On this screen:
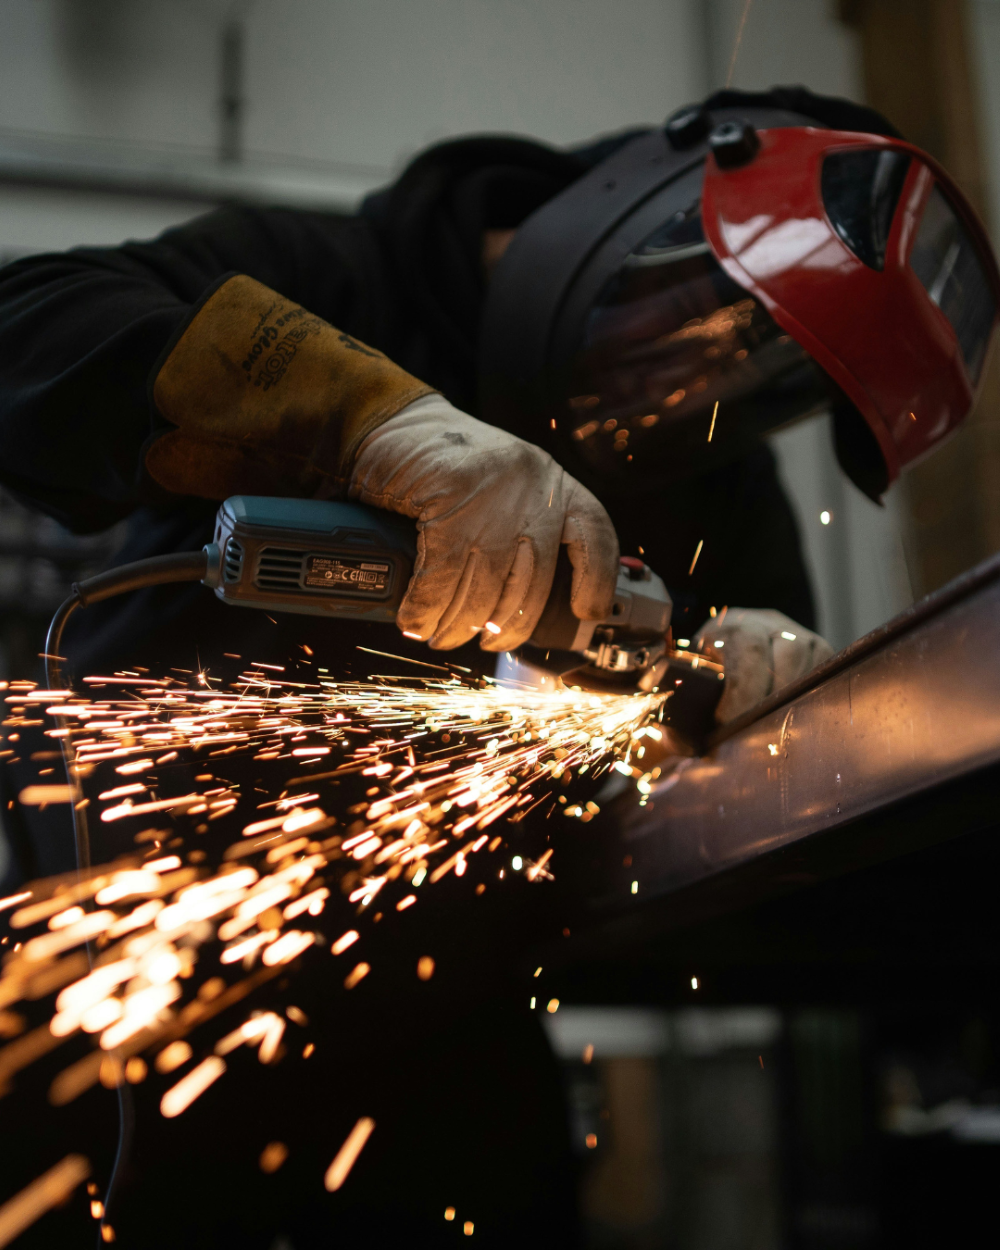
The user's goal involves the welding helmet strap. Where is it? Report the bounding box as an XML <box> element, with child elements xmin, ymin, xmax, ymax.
<box><xmin>830</xmin><ymin>389</ymin><xmax>890</xmax><ymax>504</ymax></box>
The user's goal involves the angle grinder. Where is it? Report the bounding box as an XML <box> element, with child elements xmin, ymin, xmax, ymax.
<box><xmin>46</xmin><ymin>495</ymin><xmax>724</xmax><ymax>750</ymax></box>
<box><xmin>39</xmin><ymin>493</ymin><xmax>723</xmax><ymax>1233</ymax></box>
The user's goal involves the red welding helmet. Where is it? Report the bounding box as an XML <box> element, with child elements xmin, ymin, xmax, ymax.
<box><xmin>480</xmin><ymin>96</ymin><xmax>1000</xmax><ymax>501</ymax></box>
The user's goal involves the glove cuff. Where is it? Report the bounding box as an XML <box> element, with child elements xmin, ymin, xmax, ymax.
<box><xmin>146</xmin><ymin>274</ymin><xmax>436</xmax><ymax>500</ymax></box>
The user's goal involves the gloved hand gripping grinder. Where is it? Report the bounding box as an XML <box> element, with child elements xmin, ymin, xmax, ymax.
<box><xmin>47</xmin><ymin>495</ymin><xmax>723</xmax><ymax>746</ymax></box>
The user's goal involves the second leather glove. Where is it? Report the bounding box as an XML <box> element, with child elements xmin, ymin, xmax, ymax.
<box><xmin>147</xmin><ymin>275</ymin><xmax>435</xmax><ymax>499</ymax></box>
<box><xmin>694</xmin><ymin>608</ymin><xmax>834</xmax><ymax>723</ymax></box>
<box><xmin>349</xmin><ymin>394</ymin><xmax>620</xmax><ymax>651</ymax></box>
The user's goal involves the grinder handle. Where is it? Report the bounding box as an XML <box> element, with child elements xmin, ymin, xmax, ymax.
<box><xmin>529</xmin><ymin>546</ymin><xmax>581</xmax><ymax>651</ymax></box>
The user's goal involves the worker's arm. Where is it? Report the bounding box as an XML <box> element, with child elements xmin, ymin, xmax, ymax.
<box><xmin>0</xmin><ymin>216</ymin><xmax>618</xmax><ymax>646</ymax></box>
<box><xmin>149</xmin><ymin>273</ymin><xmax>618</xmax><ymax>648</ymax></box>
<box><xmin>0</xmin><ymin>205</ymin><xmax>380</xmax><ymax>532</ymax></box>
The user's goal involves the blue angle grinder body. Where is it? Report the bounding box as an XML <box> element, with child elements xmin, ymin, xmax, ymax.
<box><xmin>204</xmin><ymin>496</ymin><xmax>724</xmax><ymax>749</ymax></box>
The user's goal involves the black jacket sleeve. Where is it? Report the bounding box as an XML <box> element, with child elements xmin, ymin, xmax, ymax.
<box><xmin>0</xmin><ymin>207</ymin><xmax>385</xmax><ymax>533</ymax></box>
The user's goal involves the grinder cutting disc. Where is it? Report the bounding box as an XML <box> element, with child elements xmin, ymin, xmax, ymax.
<box><xmin>499</xmin><ymin>644</ymin><xmax>724</xmax><ymax>754</ymax></box>
<box><xmin>655</xmin><ymin>650</ymin><xmax>725</xmax><ymax>752</ymax></box>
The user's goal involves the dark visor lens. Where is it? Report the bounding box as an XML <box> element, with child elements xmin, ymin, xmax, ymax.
<box><xmin>564</xmin><ymin>205</ymin><xmax>830</xmax><ymax>479</ymax></box>
<box><xmin>821</xmin><ymin>148</ymin><xmax>910</xmax><ymax>271</ymax></box>
<box><xmin>909</xmin><ymin>182</ymin><xmax>998</xmax><ymax>385</ymax></box>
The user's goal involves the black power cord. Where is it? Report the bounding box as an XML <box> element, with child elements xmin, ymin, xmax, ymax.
<box><xmin>46</xmin><ymin>550</ymin><xmax>209</xmax><ymax>692</ymax></box>
<box><xmin>44</xmin><ymin>549</ymin><xmax>209</xmax><ymax>1246</ymax></box>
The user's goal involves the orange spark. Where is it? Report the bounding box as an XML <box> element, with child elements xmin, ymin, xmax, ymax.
<box><xmin>324</xmin><ymin>1117</ymin><xmax>375</xmax><ymax>1191</ymax></box>
<box><xmin>344</xmin><ymin>963</ymin><xmax>370</xmax><ymax>990</ymax></box>
<box><xmin>331</xmin><ymin>930</ymin><xmax>359</xmax><ymax>956</ymax></box>
<box><xmin>0</xmin><ymin>1153</ymin><xmax>90</xmax><ymax>1245</ymax></box>
<box><xmin>160</xmin><ymin>1056</ymin><xmax>226</xmax><ymax>1118</ymax></box>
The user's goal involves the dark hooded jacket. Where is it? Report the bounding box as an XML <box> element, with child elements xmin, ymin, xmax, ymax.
<box><xmin>0</xmin><ymin>86</ymin><xmax>905</xmax><ymax>672</ymax></box>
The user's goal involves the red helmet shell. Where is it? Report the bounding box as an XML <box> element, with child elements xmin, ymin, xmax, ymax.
<box><xmin>701</xmin><ymin>127</ymin><xmax>1000</xmax><ymax>483</ymax></box>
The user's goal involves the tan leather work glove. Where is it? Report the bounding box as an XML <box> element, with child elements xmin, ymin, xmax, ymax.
<box><xmin>147</xmin><ymin>275</ymin><xmax>436</xmax><ymax>499</ymax></box>
<box><xmin>694</xmin><ymin>608</ymin><xmax>834</xmax><ymax>724</ymax></box>
<box><xmin>146</xmin><ymin>274</ymin><xmax>619</xmax><ymax>651</ymax></box>
<box><xmin>350</xmin><ymin>395</ymin><xmax>620</xmax><ymax>650</ymax></box>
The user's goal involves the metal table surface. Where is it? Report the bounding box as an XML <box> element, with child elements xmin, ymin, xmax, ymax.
<box><xmin>543</xmin><ymin>552</ymin><xmax>1000</xmax><ymax>992</ymax></box>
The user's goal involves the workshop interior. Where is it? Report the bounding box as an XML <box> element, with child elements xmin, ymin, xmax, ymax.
<box><xmin>2</xmin><ymin>1</ymin><xmax>1000</xmax><ymax>1247</ymax></box>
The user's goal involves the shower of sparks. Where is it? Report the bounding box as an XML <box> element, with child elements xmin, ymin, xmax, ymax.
<box><xmin>707</xmin><ymin>401</ymin><xmax>719</xmax><ymax>443</ymax></box>
<box><xmin>0</xmin><ymin>663</ymin><xmax>664</xmax><ymax>1147</ymax></box>
<box><xmin>688</xmin><ymin>539</ymin><xmax>704</xmax><ymax>576</ymax></box>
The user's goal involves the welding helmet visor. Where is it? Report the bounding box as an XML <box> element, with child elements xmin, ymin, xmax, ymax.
<box><xmin>481</xmin><ymin>117</ymin><xmax>1000</xmax><ymax>501</ymax></box>
<box><xmin>699</xmin><ymin>126</ymin><xmax>1000</xmax><ymax>496</ymax></box>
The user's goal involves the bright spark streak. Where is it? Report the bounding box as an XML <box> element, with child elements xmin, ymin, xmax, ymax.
<box><xmin>324</xmin><ymin>1118</ymin><xmax>375</xmax><ymax>1191</ymax></box>
<box><xmin>0</xmin><ymin>1154</ymin><xmax>91</xmax><ymax>1245</ymax></box>
<box><xmin>726</xmin><ymin>0</ymin><xmax>754</xmax><ymax>87</ymax></box>
<box><xmin>160</xmin><ymin>1056</ymin><xmax>227</xmax><ymax>1118</ymax></box>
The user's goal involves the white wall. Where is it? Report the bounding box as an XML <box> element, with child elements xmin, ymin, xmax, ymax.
<box><xmin>770</xmin><ymin>416</ymin><xmax>913</xmax><ymax>649</ymax></box>
<box><xmin>704</xmin><ymin>0</ymin><xmax>862</xmax><ymax>96</ymax></box>
<box><xmin>240</xmin><ymin>0</ymin><xmax>706</xmax><ymax>169</ymax></box>
<box><xmin>0</xmin><ymin>0</ymin><xmax>706</xmax><ymax>250</ymax></box>
<box><xmin>0</xmin><ymin>0</ymin><xmax>705</xmax><ymax>170</ymax></box>
<box><xmin>0</xmin><ymin>184</ymin><xmax>211</xmax><ymax>257</ymax></box>
<box><xmin>0</xmin><ymin>0</ymin><xmax>221</xmax><ymax>152</ymax></box>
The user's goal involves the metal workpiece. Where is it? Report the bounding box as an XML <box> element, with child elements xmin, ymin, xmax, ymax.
<box><xmin>598</xmin><ymin>551</ymin><xmax>1000</xmax><ymax>923</ymax></box>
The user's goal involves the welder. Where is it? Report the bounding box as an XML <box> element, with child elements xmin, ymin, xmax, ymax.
<box><xmin>0</xmin><ymin>85</ymin><xmax>996</xmax><ymax>1248</ymax></box>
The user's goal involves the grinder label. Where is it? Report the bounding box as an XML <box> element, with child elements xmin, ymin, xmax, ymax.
<box><xmin>305</xmin><ymin>555</ymin><xmax>391</xmax><ymax>595</ymax></box>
